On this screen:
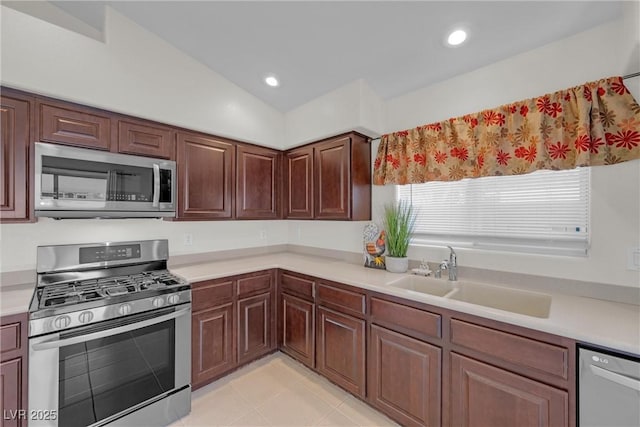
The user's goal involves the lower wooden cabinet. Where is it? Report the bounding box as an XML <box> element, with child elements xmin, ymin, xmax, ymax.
<box><xmin>238</xmin><ymin>292</ymin><xmax>273</xmax><ymax>365</ymax></box>
<box><xmin>316</xmin><ymin>306</ymin><xmax>365</xmax><ymax>397</ymax></box>
<box><xmin>191</xmin><ymin>271</ymin><xmax>276</xmax><ymax>389</ymax></box>
<box><xmin>191</xmin><ymin>303</ymin><xmax>235</xmax><ymax>387</ymax></box>
<box><xmin>281</xmin><ymin>293</ymin><xmax>315</xmax><ymax>368</ymax></box>
<box><xmin>369</xmin><ymin>325</ymin><xmax>441</xmax><ymax>427</ymax></box>
<box><xmin>449</xmin><ymin>353</ymin><xmax>568</xmax><ymax>427</ymax></box>
<box><xmin>0</xmin><ymin>313</ymin><xmax>28</xmax><ymax>427</ymax></box>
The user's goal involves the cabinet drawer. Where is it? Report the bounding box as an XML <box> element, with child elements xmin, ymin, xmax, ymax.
<box><xmin>450</xmin><ymin>319</ymin><xmax>568</xmax><ymax>380</ymax></box>
<box><xmin>237</xmin><ymin>271</ymin><xmax>272</xmax><ymax>297</ymax></box>
<box><xmin>192</xmin><ymin>279</ymin><xmax>234</xmax><ymax>312</ymax></box>
<box><xmin>39</xmin><ymin>103</ymin><xmax>111</xmax><ymax>150</ymax></box>
<box><xmin>280</xmin><ymin>272</ymin><xmax>315</xmax><ymax>301</ymax></box>
<box><xmin>370</xmin><ymin>297</ymin><xmax>441</xmax><ymax>340</ymax></box>
<box><xmin>317</xmin><ymin>282</ymin><xmax>365</xmax><ymax>317</ymax></box>
<box><xmin>0</xmin><ymin>322</ymin><xmax>21</xmax><ymax>354</ymax></box>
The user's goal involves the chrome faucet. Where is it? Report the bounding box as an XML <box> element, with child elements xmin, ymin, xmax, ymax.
<box><xmin>435</xmin><ymin>246</ymin><xmax>457</xmax><ymax>281</ymax></box>
<box><xmin>446</xmin><ymin>246</ymin><xmax>457</xmax><ymax>282</ymax></box>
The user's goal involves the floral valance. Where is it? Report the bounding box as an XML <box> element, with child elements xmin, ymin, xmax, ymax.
<box><xmin>373</xmin><ymin>76</ymin><xmax>640</xmax><ymax>185</ymax></box>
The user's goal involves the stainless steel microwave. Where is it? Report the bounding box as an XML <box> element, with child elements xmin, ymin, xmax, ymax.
<box><xmin>35</xmin><ymin>142</ymin><xmax>176</xmax><ymax>218</ymax></box>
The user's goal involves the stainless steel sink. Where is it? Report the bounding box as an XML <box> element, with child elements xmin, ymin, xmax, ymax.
<box><xmin>388</xmin><ymin>275</ymin><xmax>453</xmax><ymax>297</ymax></box>
<box><xmin>447</xmin><ymin>282</ymin><xmax>552</xmax><ymax>318</ymax></box>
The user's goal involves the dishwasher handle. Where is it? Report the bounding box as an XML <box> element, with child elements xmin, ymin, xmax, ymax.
<box><xmin>590</xmin><ymin>364</ymin><xmax>640</xmax><ymax>392</ymax></box>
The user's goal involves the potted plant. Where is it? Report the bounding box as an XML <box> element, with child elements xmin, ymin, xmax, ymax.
<box><xmin>383</xmin><ymin>200</ymin><xmax>416</xmax><ymax>273</ymax></box>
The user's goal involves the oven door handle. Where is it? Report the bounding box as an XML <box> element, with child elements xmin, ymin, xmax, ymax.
<box><xmin>152</xmin><ymin>163</ymin><xmax>160</xmax><ymax>207</ymax></box>
<box><xmin>32</xmin><ymin>307</ymin><xmax>190</xmax><ymax>351</ymax></box>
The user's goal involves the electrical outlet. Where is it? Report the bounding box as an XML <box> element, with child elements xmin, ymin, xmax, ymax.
<box><xmin>628</xmin><ymin>246</ymin><xmax>640</xmax><ymax>271</ymax></box>
<box><xmin>259</xmin><ymin>229</ymin><xmax>267</xmax><ymax>240</ymax></box>
<box><xmin>183</xmin><ymin>234</ymin><xmax>193</xmax><ymax>246</ymax></box>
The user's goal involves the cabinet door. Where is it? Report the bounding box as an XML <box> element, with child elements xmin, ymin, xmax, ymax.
<box><xmin>0</xmin><ymin>358</ymin><xmax>25</xmax><ymax>427</ymax></box>
<box><xmin>118</xmin><ymin>120</ymin><xmax>174</xmax><ymax>159</ymax></box>
<box><xmin>0</xmin><ymin>95</ymin><xmax>30</xmax><ymax>223</ymax></box>
<box><xmin>369</xmin><ymin>325</ymin><xmax>441</xmax><ymax>427</ymax></box>
<box><xmin>316</xmin><ymin>306</ymin><xmax>365</xmax><ymax>397</ymax></box>
<box><xmin>192</xmin><ymin>303</ymin><xmax>235</xmax><ymax>388</ymax></box>
<box><xmin>450</xmin><ymin>353</ymin><xmax>568</xmax><ymax>427</ymax></box>
<box><xmin>177</xmin><ymin>132</ymin><xmax>235</xmax><ymax>219</ymax></box>
<box><xmin>314</xmin><ymin>137</ymin><xmax>351</xmax><ymax>219</ymax></box>
<box><xmin>281</xmin><ymin>293</ymin><xmax>315</xmax><ymax>368</ymax></box>
<box><xmin>284</xmin><ymin>146</ymin><xmax>313</xmax><ymax>218</ymax></box>
<box><xmin>236</xmin><ymin>145</ymin><xmax>280</xmax><ymax>219</ymax></box>
<box><xmin>38</xmin><ymin>102</ymin><xmax>112</xmax><ymax>150</ymax></box>
<box><xmin>238</xmin><ymin>292</ymin><xmax>273</xmax><ymax>365</ymax></box>
<box><xmin>1</xmin><ymin>313</ymin><xmax>28</xmax><ymax>427</ymax></box>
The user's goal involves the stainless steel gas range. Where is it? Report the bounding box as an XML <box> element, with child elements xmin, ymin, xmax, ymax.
<box><xmin>28</xmin><ymin>239</ymin><xmax>191</xmax><ymax>427</ymax></box>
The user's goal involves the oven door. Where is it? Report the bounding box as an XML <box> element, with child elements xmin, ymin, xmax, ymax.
<box><xmin>34</xmin><ymin>142</ymin><xmax>176</xmax><ymax>218</ymax></box>
<box><xmin>28</xmin><ymin>305</ymin><xmax>190</xmax><ymax>427</ymax></box>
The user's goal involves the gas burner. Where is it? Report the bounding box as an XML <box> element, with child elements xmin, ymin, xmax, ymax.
<box><xmin>37</xmin><ymin>269</ymin><xmax>187</xmax><ymax>309</ymax></box>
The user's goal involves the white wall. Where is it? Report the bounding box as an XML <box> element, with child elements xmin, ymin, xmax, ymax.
<box><xmin>0</xmin><ymin>5</ymin><xmax>290</xmax><ymax>274</ymax></box>
<box><xmin>0</xmin><ymin>219</ymin><xmax>288</xmax><ymax>272</ymax></box>
<box><xmin>0</xmin><ymin>5</ymin><xmax>285</xmax><ymax>148</ymax></box>
<box><xmin>1</xmin><ymin>5</ymin><xmax>638</xmax><ymax>289</ymax></box>
<box><xmin>284</xmin><ymin>79</ymin><xmax>385</xmax><ymax>148</ymax></box>
<box><xmin>381</xmin><ymin>18</ymin><xmax>640</xmax><ymax>288</ymax></box>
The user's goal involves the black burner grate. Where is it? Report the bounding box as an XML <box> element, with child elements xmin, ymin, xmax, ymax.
<box><xmin>39</xmin><ymin>270</ymin><xmax>185</xmax><ymax>309</ymax></box>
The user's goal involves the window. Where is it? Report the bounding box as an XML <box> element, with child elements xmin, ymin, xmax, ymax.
<box><xmin>397</xmin><ymin>168</ymin><xmax>590</xmax><ymax>256</ymax></box>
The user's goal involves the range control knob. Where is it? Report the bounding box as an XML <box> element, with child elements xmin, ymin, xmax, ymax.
<box><xmin>118</xmin><ymin>303</ymin><xmax>132</xmax><ymax>316</ymax></box>
<box><xmin>152</xmin><ymin>297</ymin><xmax>165</xmax><ymax>308</ymax></box>
<box><xmin>78</xmin><ymin>311</ymin><xmax>94</xmax><ymax>324</ymax></box>
<box><xmin>53</xmin><ymin>315</ymin><xmax>71</xmax><ymax>330</ymax></box>
<box><xmin>167</xmin><ymin>294</ymin><xmax>180</xmax><ymax>305</ymax></box>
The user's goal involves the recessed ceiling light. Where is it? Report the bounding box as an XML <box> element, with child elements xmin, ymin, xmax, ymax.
<box><xmin>447</xmin><ymin>29</ymin><xmax>467</xmax><ymax>46</ymax></box>
<box><xmin>265</xmin><ymin>75</ymin><xmax>279</xmax><ymax>87</ymax></box>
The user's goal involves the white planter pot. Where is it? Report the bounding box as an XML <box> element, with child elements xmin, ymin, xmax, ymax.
<box><xmin>385</xmin><ymin>256</ymin><xmax>409</xmax><ymax>273</ymax></box>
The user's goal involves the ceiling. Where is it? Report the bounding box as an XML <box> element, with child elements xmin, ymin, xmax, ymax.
<box><xmin>28</xmin><ymin>2</ymin><xmax>626</xmax><ymax>111</ymax></box>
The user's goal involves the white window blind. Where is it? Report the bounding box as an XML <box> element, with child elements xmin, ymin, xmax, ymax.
<box><xmin>397</xmin><ymin>168</ymin><xmax>590</xmax><ymax>256</ymax></box>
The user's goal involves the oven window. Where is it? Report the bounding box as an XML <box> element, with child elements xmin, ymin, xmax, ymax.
<box><xmin>58</xmin><ymin>319</ymin><xmax>175</xmax><ymax>427</ymax></box>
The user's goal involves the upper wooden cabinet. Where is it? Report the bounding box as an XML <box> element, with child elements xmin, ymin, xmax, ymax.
<box><xmin>236</xmin><ymin>144</ymin><xmax>281</xmax><ymax>219</ymax></box>
<box><xmin>38</xmin><ymin>101</ymin><xmax>112</xmax><ymax>150</ymax></box>
<box><xmin>118</xmin><ymin>119</ymin><xmax>174</xmax><ymax>159</ymax></box>
<box><xmin>314</xmin><ymin>136</ymin><xmax>350</xmax><ymax>219</ymax></box>
<box><xmin>177</xmin><ymin>132</ymin><xmax>235</xmax><ymax>220</ymax></box>
<box><xmin>0</xmin><ymin>93</ymin><xmax>32</xmax><ymax>223</ymax></box>
<box><xmin>284</xmin><ymin>146</ymin><xmax>314</xmax><ymax>219</ymax></box>
<box><xmin>285</xmin><ymin>132</ymin><xmax>371</xmax><ymax>221</ymax></box>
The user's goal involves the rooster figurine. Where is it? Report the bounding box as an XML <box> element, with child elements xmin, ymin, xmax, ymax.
<box><xmin>363</xmin><ymin>223</ymin><xmax>386</xmax><ymax>269</ymax></box>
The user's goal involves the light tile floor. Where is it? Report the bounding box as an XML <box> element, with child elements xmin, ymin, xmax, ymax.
<box><xmin>169</xmin><ymin>353</ymin><xmax>399</xmax><ymax>427</ymax></box>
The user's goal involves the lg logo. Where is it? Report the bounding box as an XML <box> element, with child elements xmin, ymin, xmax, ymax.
<box><xmin>592</xmin><ymin>355</ymin><xmax>609</xmax><ymax>364</ymax></box>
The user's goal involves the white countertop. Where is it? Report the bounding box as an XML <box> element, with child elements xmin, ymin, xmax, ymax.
<box><xmin>172</xmin><ymin>253</ymin><xmax>640</xmax><ymax>355</ymax></box>
<box><xmin>2</xmin><ymin>252</ymin><xmax>639</xmax><ymax>355</ymax></box>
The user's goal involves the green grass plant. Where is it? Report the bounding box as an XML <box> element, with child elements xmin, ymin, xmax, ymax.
<box><xmin>383</xmin><ymin>200</ymin><xmax>416</xmax><ymax>258</ymax></box>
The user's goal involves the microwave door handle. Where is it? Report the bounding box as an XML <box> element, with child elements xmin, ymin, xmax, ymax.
<box><xmin>152</xmin><ymin>164</ymin><xmax>160</xmax><ymax>207</ymax></box>
<box><xmin>106</xmin><ymin>170</ymin><xmax>112</xmax><ymax>200</ymax></box>
<box><xmin>32</xmin><ymin>307</ymin><xmax>190</xmax><ymax>351</ymax></box>
<box><xmin>590</xmin><ymin>364</ymin><xmax>640</xmax><ymax>392</ymax></box>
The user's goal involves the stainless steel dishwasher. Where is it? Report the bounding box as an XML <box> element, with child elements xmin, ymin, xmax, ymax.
<box><xmin>579</xmin><ymin>346</ymin><xmax>640</xmax><ymax>427</ymax></box>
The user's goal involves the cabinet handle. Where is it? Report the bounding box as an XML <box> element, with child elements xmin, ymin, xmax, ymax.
<box><xmin>152</xmin><ymin>164</ymin><xmax>160</xmax><ymax>207</ymax></box>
